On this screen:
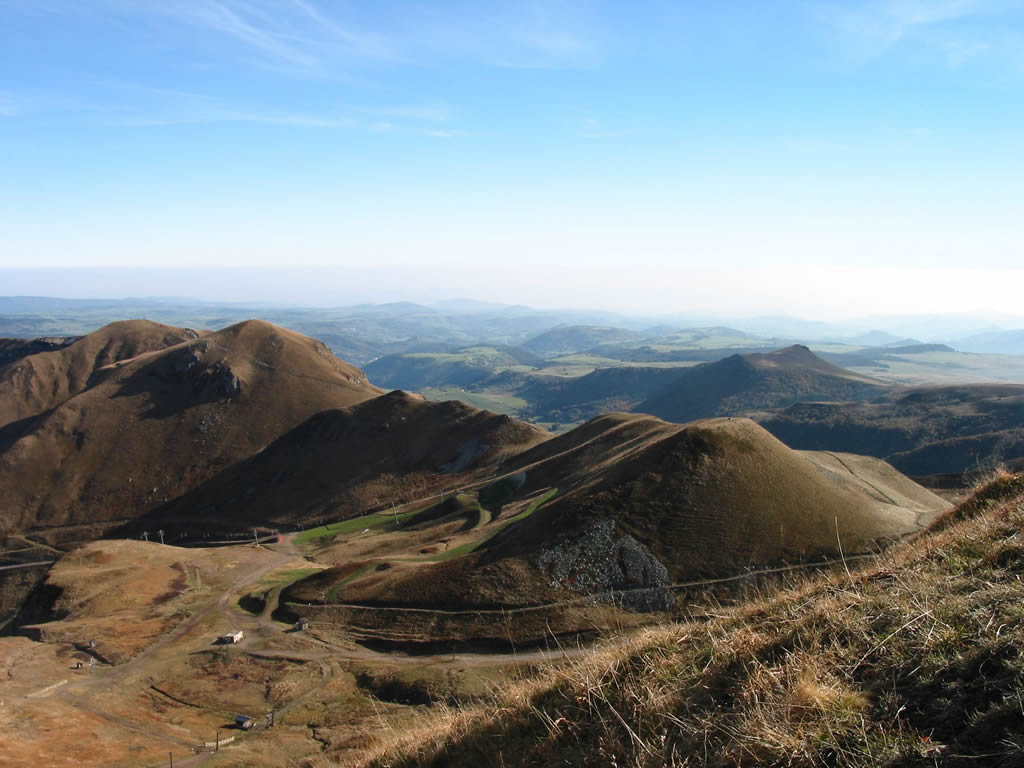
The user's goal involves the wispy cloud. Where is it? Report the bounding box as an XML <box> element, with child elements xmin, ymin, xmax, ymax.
<box><xmin>116</xmin><ymin>108</ymin><xmax>356</xmax><ymax>129</ymax></box>
<box><xmin>578</xmin><ymin>115</ymin><xmax>619</xmax><ymax>139</ymax></box>
<box><xmin>353</xmin><ymin>105</ymin><xmax>451</xmax><ymax>123</ymax></box>
<box><xmin>47</xmin><ymin>0</ymin><xmax>399</xmax><ymax>77</ymax></box>
<box><xmin>384</xmin><ymin>1</ymin><xmax>602</xmax><ymax>70</ymax></box>
<box><xmin>934</xmin><ymin>36</ymin><xmax>990</xmax><ymax>65</ymax></box>
<box><xmin>8</xmin><ymin>1</ymin><xmax>600</xmax><ymax>74</ymax></box>
<box><xmin>819</xmin><ymin>0</ymin><xmax>1001</xmax><ymax>64</ymax></box>
<box><xmin>285</xmin><ymin>0</ymin><xmax>395</xmax><ymax>61</ymax></box>
<box><xmin>427</xmin><ymin>129</ymin><xmax>470</xmax><ymax>139</ymax></box>
<box><xmin>69</xmin><ymin>82</ymin><xmax>455</xmax><ymax>136</ymax></box>
<box><xmin>2</xmin><ymin>0</ymin><xmax>593</xmax><ymax>138</ymax></box>
<box><xmin>140</xmin><ymin>0</ymin><xmax>375</xmax><ymax>73</ymax></box>
<box><xmin>167</xmin><ymin>2</ymin><xmax>318</xmax><ymax>69</ymax></box>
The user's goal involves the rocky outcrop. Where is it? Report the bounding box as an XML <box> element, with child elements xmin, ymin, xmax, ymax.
<box><xmin>158</xmin><ymin>343</ymin><xmax>242</xmax><ymax>401</ymax></box>
<box><xmin>537</xmin><ymin>518</ymin><xmax>672</xmax><ymax>611</ymax></box>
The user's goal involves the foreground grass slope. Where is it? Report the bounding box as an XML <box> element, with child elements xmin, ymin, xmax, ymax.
<box><xmin>351</xmin><ymin>472</ymin><xmax>1024</xmax><ymax>768</ymax></box>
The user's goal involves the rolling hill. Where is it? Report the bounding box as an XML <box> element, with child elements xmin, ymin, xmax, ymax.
<box><xmin>636</xmin><ymin>345</ymin><xmax>888</xmax><ymax>424</ymax></box>
<box><xmin>520</xmin><ymin>325</ymin><xmax>642</xmax><ymax>358</ymax></box>
<box><xmin>757</xmin><ymin>383</ymin><xmax>1024</xmax><ymax>477</ymax></box>
<box><xmin>517</xmin><ymin>366</ymin><xmax>686</xmax><ymax>426</ymax></box>
<box><xmin>0</xmin><ymin>319</ymin><xmax>382</xmax><ymax>540</ymax></box>
<box><xmin>363</xmin><ymin>345</ymin><xmax>542</xmax><ymax>391</ymax></box>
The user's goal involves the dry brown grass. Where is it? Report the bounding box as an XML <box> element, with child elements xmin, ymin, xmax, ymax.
<box><xmin>339</xmin><ymin>472</ymin><xmax>1024</xmax><ymax>768</ymax></box>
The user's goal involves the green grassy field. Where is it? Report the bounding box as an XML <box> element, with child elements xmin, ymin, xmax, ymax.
<box><xmin>541</xmin><ymin>355</ymin><xmax>699</xmax><ymax>371</ymax></box>
<box><xmin>296</xmin><ymin>493</ymin><xmax>493</xmax><ymax>551</ymax></box>
<box><xmin>326</xmin><ymin>564</ymin><xmax>375</xmax><ymax>600</ymax></box>
<box><xmin>845</xmin><ymin>350</ymin><xmax>1024</xmax><ymax>384</ymax></box>
<box><xmin>425</xmin><ymin>488</ymin><xmax>558</xmax><ymax>562</ymax></box>
<box><xmin>419</xmin><ymin>387</ymin><xmax>528</xmax><ymax>414</ymax></box>
<box><xmin>266</xmin><ymin>567</ymin><xmax>322</xmax><ymax>585</ymax></box>
<box><xmin>294</xmin><ymin>511</ymin><xmax>419</xmax><ymax>545</ymax></box>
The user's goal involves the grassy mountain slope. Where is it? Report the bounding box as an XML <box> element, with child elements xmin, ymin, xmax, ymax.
<box><xmin>291</xmin><ymin>414</ymin><xmax>947</xmax><ymax>626</ymax></box>
<box><xmin>490</xmin><ymin>415</ymin><xmax>943</xmax><ymax>581</ymax></box>
<box><xmin>636</xmin><ymin>345</ymin><xmax>887</xmax><ymax>424</ymax></box>
<box><xmin>0</xmin><ymin>320</ymin><xmax>199</xmax><ymax>428</ymax></box>
<box><xmin>134</xmin><ymin>390</ymin><xmax>548</xmax><ymax>535</ymax></box>
<box><xmin>353</xmin><ymin>472</ymin><xmax>1024</xmax><ymax>768</ymax></box>
<box><xmin>0</xmin><ymin>319</ymin><xmax>382</xmax><ymax>538</ymax></box>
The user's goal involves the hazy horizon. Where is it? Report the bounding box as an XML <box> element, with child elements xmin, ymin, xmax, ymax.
<box><xmin>3</xmin><ymin>268</ymin><xmax>1024</xmax><ymax>343</ymax></box>
<box><xmin>3</xmin><ymin>2</ymin><xmax>1023</xmax><ymax>319</ymax></box>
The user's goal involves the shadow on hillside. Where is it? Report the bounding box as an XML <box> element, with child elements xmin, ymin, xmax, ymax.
<box><xmin>111</xmin><ymin>343</ymin><xmax>242</xmax><ymax>419</ymax></box>
<box><xmin>0</xmin><ymin>408</ymin><xmax>57</xmax><ymax>452</ymax></box>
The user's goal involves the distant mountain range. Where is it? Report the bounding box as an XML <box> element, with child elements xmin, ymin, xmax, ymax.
<box><xmin>953</xmin><ymin>329</ymin><xmax>1024</xmax><ymax>355</ymax></box>
<box><xmin>4</xmin><ymin>296</ymin><xmax>1024</xmax><ymax>360</ymax></box>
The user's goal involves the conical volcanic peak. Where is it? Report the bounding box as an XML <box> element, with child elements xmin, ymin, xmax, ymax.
<box><xmin>314</xmin><ymin>413</ymin><xmax>948</xmax><ymax>617</ymax></box>
<box><xmin>490</xmin><ymin>416</ymin><xmax>945</xmax><ymax>581</ymax></box>
<box><xmin>637</xmin><ymin>345</ymin><xmax>887</xmax><ymax>424</ymax></box>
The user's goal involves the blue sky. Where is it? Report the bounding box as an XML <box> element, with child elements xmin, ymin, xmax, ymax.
<box><xmin>2</xmin><ymin>1</ymin><xmax>1023</xmax><ymax>318</ymax></box>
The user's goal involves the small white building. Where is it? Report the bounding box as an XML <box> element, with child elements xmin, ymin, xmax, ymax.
<box><xmin>219</xmin><ymin>630</ymin><xmax>244</xmax><ymax>644</ymax></box>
